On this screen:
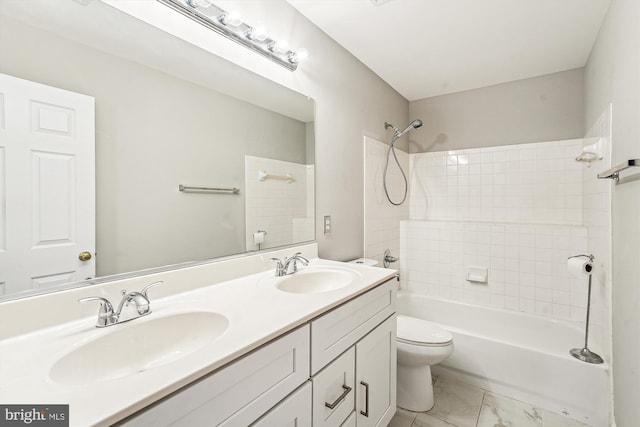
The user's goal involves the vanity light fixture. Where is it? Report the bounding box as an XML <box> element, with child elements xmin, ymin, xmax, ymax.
<box><xmin>157</xmin><ymin>0</ymin><xmax>307</xmax><ymax>71</ymax></box>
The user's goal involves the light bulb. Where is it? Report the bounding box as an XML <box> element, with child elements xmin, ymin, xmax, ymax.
<box><xmin>220</xmin><ymin>10</ymin><xmax>243</xmax><ymax>27</ymax></box>
<box><xmin>270</xmin><ymin>40</ymin><xmax>289</xmax><ymax>54</ymax></box>
<box><xmin>289</xmin><ymin>48</ymin><xmax>309</xmax><ymax>65</ymax></box>
<box><xmin>247</xmin><ymin>25</ymin><xmax>268</xmax><ymax>42</ymax></box>
<box><xmin>295</xmin><ymin>48</ymin><xmax>309</xmax><ymax>62</ymax></box>
<box><xmin>186</xmin><ymin>0</ymin><xmax>212</xmax><ymax>7</ymax></box>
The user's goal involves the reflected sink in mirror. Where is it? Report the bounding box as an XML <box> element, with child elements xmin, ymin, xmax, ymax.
<box><xmin>50</xmin><ymin>312</ymin><xmax>228</xmax><ymax>386</ymax></box>
<box><xmin>268</xmin><ymin>267</ymin><xmax>361</xmax><ymax>294</ymax></box>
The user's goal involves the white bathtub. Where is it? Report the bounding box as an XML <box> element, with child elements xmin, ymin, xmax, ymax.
<box><xmin>396</xmin><ymin>292</ymin><xmax>610</xmax><ymax>427</ymax></box>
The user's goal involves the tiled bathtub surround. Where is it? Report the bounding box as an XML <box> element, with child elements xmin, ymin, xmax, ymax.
<box><xmin>364</xmin><ymin>136</ymin><xmax>409</xmax><ymax>266</ymax></box>
<box><xmin>400</xmin><ymin>221</ymin><xmax>590</xmax><ymax>322</ymax></box>
<box><xmin>401</xmin><ymin>138</ymin><xmax>607</xmax><ymax>327</ymax></box>
<box><xmin>409</xmin><ymin>139</ymin><xmax>584</xmax><ymax>224</ymax></box>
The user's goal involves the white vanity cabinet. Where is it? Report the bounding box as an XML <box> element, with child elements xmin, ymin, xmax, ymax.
<box><xmin>118</xmin><ymin>278</ymin><xmax>396</xmax><ymax>427</ymax></box>
<box><xmin>310</xmin><ymin>280</ymin><xmax>396</xmax><ymax>427</ymax></box>
<box><xmin>118</xmin><ymin>325</ymin><xmax>311</xmax><ymax>427</ymax></box>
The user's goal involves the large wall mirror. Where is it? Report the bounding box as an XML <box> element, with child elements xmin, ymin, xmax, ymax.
<box><xmin>0</xmin><ymin>0</ymin><xmax>315</xmax><ymax>301</ymax></box>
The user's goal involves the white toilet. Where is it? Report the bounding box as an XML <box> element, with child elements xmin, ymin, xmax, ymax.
<box><xmin>396</xmin><ymin>315</ymin><xmax>454</xmax><ymax>412</ymax></box>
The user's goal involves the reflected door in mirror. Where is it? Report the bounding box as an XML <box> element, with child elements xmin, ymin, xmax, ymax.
<box><xmin>0</xmin><ymin>73</ymin><xmax>95</xmax><ymax>296</ymax></box>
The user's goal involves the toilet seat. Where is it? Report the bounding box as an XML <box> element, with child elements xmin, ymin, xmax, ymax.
<box><xmin>397</xmin><ymin>315</ymin><xmax>453</xmax><ymax>347</ymax></box>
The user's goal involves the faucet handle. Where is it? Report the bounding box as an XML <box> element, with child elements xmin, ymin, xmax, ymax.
<box><xmin>78</xmin><ymin>296</ymin><xmax>115</xmax><ymax>327</ymax></box>
<box><xmin>78</xmin><ymin>296</ymin><xmax>113</xmax><ymax>310</ymax></box>
<box><xmin>270</xmin><ymin>257</ymin><xmax>283</xmax><ymax>266</ymax></box>
<box><xmin>141</xmin><ymin>281</ymin><xmax>163</xmax><ymax>299</ymax></box>
<box><xmin>286</xmin><ymin>252</ymin><xmax>302</xmax><ymax>262</ymax></box>
<box><xmin>270</xmin><ymin>257</ymin><xmax>287</xmax><ymax>276</ymax></box>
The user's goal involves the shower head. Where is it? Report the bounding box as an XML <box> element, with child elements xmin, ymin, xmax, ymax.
<box><xmin>385</xmin><ymin>119</ymin><xmax>423</xmax><ymax>141</ymax></box>
<box><xmin>400</xmin><ymin>119</ymin><xmax>422</xmax><ymax>135</ymax></box>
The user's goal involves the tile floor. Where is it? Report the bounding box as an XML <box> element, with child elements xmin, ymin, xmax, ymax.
<box><xmin>388</xmin><ymin>376</ymin><xmax>594</xmax><ymax>427</ymax></box>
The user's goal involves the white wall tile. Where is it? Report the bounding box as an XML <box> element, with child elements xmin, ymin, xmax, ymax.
<box><xmin>400</xmin><ymin>220</ymin><xmax>589</xmax><ymax>321</ymax></box>
<box><xmin>364</xmin><ymin>137</ymin><xmax>408</xmax><ymax>269</ymax></box>
<box><xmin>411</xmin><ymin>139</ymin><xmax>584</xmax><ymax>224</ymax></box>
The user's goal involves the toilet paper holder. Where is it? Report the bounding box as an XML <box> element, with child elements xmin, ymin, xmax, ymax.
<box><xmin>253</xmin><ymin>230</ymin><xmax>268</xmax><ymax>249</ymax></box>
<box><xmin>568</xmin><ymin>254</ymin><xmax>594</xmax><ymax>262</ymax></box>
<box><xmin>567</xmin><ymin>254</ymin><xmax>603</xmax><ymax>364</ymax></box>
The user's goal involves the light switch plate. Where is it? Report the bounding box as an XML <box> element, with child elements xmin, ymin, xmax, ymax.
<box><xmin>323</xmin><ymin>215</ymin><xmax>331</xmax><ymax>235</ymax></box>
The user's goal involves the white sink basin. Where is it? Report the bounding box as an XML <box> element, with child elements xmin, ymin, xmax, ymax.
<box><xmin>50</xmin><ymin>311</ymin><xmax>228</xmax><ymax>386</ymax></box>
<box><xmin>270</xmin><ymin>268</ymin><xmax>360</xmax><ymax>294</ymax></box>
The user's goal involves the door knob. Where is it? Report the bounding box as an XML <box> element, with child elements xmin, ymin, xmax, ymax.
<box><xmin>79</xmin><ymin>251</ymin><xmax>92</xmax><ymax>261</ymax></box>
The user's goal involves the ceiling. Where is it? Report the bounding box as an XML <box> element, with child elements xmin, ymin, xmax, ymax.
<box><xmin>287</xmin><ymin>0</ymin><xmax>612</xmax><ymax>101</ymax></box>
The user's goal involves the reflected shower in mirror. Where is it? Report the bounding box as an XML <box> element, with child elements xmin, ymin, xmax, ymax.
<box><xmin>0</xmin><ymin>0</ymin><xmax>315</xmax><ymax>300</ymax></box>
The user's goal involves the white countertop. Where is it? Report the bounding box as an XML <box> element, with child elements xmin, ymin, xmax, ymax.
<box><xmin>0</xmin><ymin>258</ymin><xmax>396</xmax><ymax>426</ymax></box>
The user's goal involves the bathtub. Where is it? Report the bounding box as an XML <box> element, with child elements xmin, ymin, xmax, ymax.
<box><xmin>396</xmin><ymin>292</ymin><xmax>610</xmax><ymax>427</ymax></box>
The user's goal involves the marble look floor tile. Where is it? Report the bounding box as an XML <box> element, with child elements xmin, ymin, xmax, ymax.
<box><xmin>427</xmin><ymin>377</ymin><xmax>484</xmax><ymax>427</ymax></box>
<box><xmin>477</xmin><ymin>392</ymin><xmax>543</xmax><ymax>427</ymax></box>
<box><xmin>414</xmin><ymin>412</ymin><xmax>459</xmax><ymax>427</ymax></box>
<box><xmin>388</xmin><ymin>408</ymin><xmax>417</xmax><ymax>427</ymax></box>
<box><xmin>542</xmin><ymin>410</ymin><xmax>594</xmax><ymax>427</ymax></box>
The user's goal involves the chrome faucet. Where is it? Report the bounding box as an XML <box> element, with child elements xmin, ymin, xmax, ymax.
<box><xmin>270</xmin><ymin>252</ymin><xmax>309</xmax><ymax>276</ymax></box>
<box><xmin>79</xmin><ymin>281</ymin><xmax>163</xmax><ymax>327</ymax></box>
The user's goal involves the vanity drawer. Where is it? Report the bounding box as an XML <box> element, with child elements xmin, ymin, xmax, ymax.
<box><xmin>252</xmin><ymin>381</ymin><xmax>312</xmax><ymax>426</ymax></box>
<box><xmin>312</xmin><ymin>347</ymin><xmax>355</xmax><ymax>427</ymax></box>
<box><xmin>310</xmin><ymin>279</ymin><xmax>395</xmax><ymax>373</ymax></box>
<box><xmin>119</xmin><ymin>325</ymin><xmax>310</xmax><ymax>427</ymax></box>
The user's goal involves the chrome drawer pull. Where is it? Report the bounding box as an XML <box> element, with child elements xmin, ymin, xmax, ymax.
<box><xmin>324</xmin><ymin>384</ymin><xmax>352</xmax><ymax>409</ymax></box>
<box><xmin>360</xmin><ymin>381</ymin><xmax>370</xmax><ymax>417</ymax></box>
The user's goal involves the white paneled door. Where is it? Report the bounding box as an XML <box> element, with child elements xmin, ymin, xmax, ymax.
<box><xmin>0</xmin><ymin>73</ymin><xmax>95</xmax><ymax>296</ymax></box>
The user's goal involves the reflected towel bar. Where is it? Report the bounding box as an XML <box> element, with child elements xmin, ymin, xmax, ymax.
<box><xmin>258</xmin><ymin>170</ymin><xmax>295</xmax><ymax>183</ymax></box>
<box><xmin>179</xmin><ymin>185</ymin><xmax>240</xmax><ymax>194</ymax></box>
<box><xmin>597</xmin><ymin>159</ymin><xmax>640</xmax><ymax>183</ymax></box>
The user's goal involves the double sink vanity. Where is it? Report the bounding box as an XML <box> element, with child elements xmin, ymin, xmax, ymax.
<box><xmin>0</xmin><ymin>244</ymin><xmax>398</xmax><ymax>426</ymax></box>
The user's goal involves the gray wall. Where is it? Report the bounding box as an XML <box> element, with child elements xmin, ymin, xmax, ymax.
<box><xmin>409</xmin><ymin>69</ymin><xmax>585</xmax><ymax>153</ymax></box>
<box><xmin>585</xmin><ymin>0</ymin><xmax>640</xmax><ymax>425</ymax></box>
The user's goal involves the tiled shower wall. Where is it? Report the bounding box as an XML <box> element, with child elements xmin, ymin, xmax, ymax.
<box><xmin>364</xmin><ymin>136</ymin><xmax>409</xmax><ymax>267</ymax></box>
<box><xmin>401</xmin><ymin>139</ymin><xmax>598</xmax><ymax>324</ymax></box>
<box><xmin>409</xmin><ymin>139</ymin><xmax>584</xmax><ymax>224</ymax></box>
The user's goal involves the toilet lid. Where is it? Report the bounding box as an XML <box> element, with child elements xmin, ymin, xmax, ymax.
<box><xmin>397</xmin><ymin>315</ymin><xmax>453</xmax><ymax>345</ymax></box>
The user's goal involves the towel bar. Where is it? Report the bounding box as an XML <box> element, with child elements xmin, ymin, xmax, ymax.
<box><xmin>597</xmin><ymin>159</ymin><xmax>639</xmax><ymax>183</ymax></box>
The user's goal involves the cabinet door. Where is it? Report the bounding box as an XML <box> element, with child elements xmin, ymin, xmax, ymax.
<box><xmin>312</xmin><ymin>347</ymin><xmax>355</xmax><ymax>427</ymax></box>
<box><xmin>252</xmin><ymin>381</ymin><xmax>312</xmax><ymax>427</ymax></box>
<box><xmin>356</xmin><ymin>315</ymin><xmax>396</xmax><ymax>427</ymax></box>
<box><xmin>340</xmin><ymin>412</ymin><xmax>356</xmax><ymax>427</ymax></box>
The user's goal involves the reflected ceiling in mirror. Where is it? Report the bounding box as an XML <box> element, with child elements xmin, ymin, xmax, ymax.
<box><xmin>0</xmin><ymin>0</ymin><xmax>315</xmax><ymax>301</ymax></box>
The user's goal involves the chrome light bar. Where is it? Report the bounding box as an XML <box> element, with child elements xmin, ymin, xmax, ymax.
<box><xmin>156</xmin><ymin>0</ymin><xmax>304</xmax><ymax>71</ymax></box>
